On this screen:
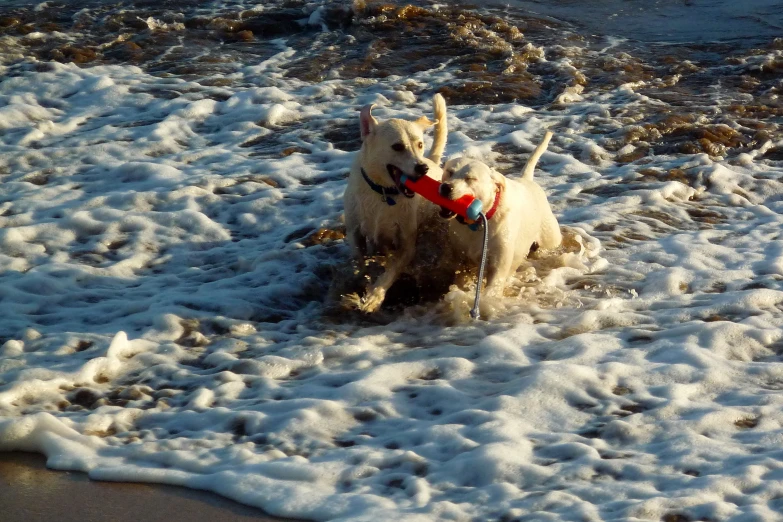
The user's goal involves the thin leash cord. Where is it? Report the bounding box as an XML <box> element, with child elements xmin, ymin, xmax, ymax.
<box><xmin>470</xmin><ymin>212</ymin><xmax>489</xmax><ymax>320</ymax></box>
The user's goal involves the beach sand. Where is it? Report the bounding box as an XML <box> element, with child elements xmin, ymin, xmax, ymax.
<box><xmin>0</xmin><ymin>452</ymin><xmax>298</xmax><ymax>522</ymax></box>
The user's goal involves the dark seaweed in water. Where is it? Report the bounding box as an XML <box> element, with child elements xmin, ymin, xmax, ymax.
<box><xmin>0</xmin><ymin>0</ymin><xmax>321</xmax><ymax>78</ymax></box>
<box><xmin>284</xmin><ymin>3</ymin><xmax>563</xmax><ymax>105</ymax></box>
<box><xmin>2</xmin><ymin>0</ymin><xmax>780</xmax><ymax>159</ymax></box>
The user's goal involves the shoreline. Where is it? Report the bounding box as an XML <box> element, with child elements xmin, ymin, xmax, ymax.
<box><xmin>0</xmin><ymin>452</ymin><xmax>299</xmax><ymax>522</ymax></box>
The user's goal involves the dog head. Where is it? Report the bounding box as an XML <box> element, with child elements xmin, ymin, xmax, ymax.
<box><xmin>359</xmin><ymin>104</ymin><xmax>436</xmax><ymax>198</ymax></box>
<box><xmin>438</xmin><ymin>157</ymin><xmax>504</xmax><ymax>221</ymax></box>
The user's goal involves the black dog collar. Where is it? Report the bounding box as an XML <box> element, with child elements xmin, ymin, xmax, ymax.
<box><xmin>361</xmin><ymin>168</ymin><xmax>399</xmax><ymax>206</ymax></box>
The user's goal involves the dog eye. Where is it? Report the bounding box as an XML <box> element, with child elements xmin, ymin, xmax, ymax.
<box><xmin>391</xmin><ymin>143</ymin><xmax>405</xmax><ymax>152</ymax></box>
<box><xmin>417</xmin><ymin>142</ymin><xmax>423</xmax><ymax>149</ymax></box>
<box><xmin>444</xmin><ymin>170</ymin><xmax>453</xmax><ymax>178</ymax></box>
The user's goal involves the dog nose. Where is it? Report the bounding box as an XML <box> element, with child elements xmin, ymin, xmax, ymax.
<box><xmin>414</xmin><ymin>163</ymin><xmax>429</xmax><ymax>176</ymax></box>
<box><xmin>439</xmin><ymin>183</ymin><xmax>453</xmax><ymax>198</ymax></box>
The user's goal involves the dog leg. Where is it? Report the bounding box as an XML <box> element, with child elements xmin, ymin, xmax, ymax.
<box><xmin>539</xmin><ymin>219</ymin><xmax>563</xmax><ymax>250</ymax></box>
<box><xmin>359</xmin><ymin>244</ymin><xmax>415</xmax><ymax>313</ymax></box>
<box><xmin>355</xmin><ymin>230</ymin><xmax>369</xmax><ymax>258</ymax></box>
<box><xmin>347</xmin><ymin>226</ymin><xmax>368</xmax><ymax>259</ymax></box>
<box><xmin>484</xmin><ymin>252</ymin><xmax>514</xmax><ymax>297</ymax></box>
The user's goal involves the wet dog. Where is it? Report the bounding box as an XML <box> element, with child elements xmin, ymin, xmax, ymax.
<box><xmin>343</xmin><ymin>94</ymin><xmax>447</xmax><ymax>313</ymax></box>
<box><xmin>439</xmin><ymin>131</ymin><xmax>561</xmax><ymax>295</ymax></box>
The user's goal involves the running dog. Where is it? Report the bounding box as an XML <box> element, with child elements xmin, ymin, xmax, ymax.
<box><xmin>438</xmin><ymin>131</ymin><xmax>561</xmax><ymax>295</ymax></box>
<box><xmin>343</xmin><ymin>94</ymin><xmax>447</xmax><ymax>313</ymax></box>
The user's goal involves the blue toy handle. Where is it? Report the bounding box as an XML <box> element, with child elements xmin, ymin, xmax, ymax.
<box><xmin>465</xmin><ymin>199</ymin><xmax>482</xmax><ymax>221</ymax></box>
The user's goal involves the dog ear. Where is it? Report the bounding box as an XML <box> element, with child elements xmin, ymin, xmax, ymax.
<box><xmin>413</xmin><ymin>116</ymin><xmax>437</xmax><ymax>129</ymax></box>
<box><xmin>489</xmin><ymin>168</ymin><xmax>507</xmax><ymax>188</ymax></box>
<box><xmin>360</xmin><ymin>104</ymin><xmax>378</xmax><ymax>140</ymax></box>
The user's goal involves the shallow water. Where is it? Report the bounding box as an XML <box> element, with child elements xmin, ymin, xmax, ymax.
<box><xmin>1</xmin><ymin>1</ymin><xmax>783</xmax><ymax>521</ymax></box>
<box><xmin>487</xmin><ymin>0</ymin><xmax>783</xmax><ymax>44</ymax></box>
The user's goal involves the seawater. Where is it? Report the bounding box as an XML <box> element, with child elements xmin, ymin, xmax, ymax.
<box><xmin>1</xmin><ymin>1</ymin><xmax>783</xmax><ymax>521</ymax></box>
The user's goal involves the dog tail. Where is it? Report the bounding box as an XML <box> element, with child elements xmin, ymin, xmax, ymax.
<box><xmin>428</xmin><ymin>93</ymin><xmax>448</xmax><ymax>165</ymax></box>
<box><xmin>522</xmin><ymin>131</ymin><xmax>553</xmax><ymax>180</ymax></box>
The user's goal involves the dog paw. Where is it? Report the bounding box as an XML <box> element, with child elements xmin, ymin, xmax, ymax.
<box><xmin>358</xmin><ymin>289</ymin><xmax>385</xmax><ymax>314</ymax></box>
<box><xmin>340</xmin><ymin>293</ymin><xmax>362</xmax><ymax>310</ymax></box>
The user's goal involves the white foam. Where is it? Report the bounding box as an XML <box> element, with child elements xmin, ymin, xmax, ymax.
<box><xmin>0</xmin><ymin>7</ymin><xmax>782</xmax><ymax>521</ymax></box>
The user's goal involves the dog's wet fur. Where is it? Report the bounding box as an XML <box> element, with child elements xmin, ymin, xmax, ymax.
<box><xmin>342</xmin><ymin>97</ymin><xmax>562</xmax><ymax>312</ymax></box>
<box><xmin>439</xmin><ymin>131</ymin><xmax>562</xmax><ymax>296</ymax></box>
<box><xmin>342</xmin><ymin>94</ymin><xmax>448</xmax><ymax>313</ymax></box>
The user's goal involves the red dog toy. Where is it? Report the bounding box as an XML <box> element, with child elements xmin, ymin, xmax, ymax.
<box><xmin>400</xmin><ymin>174</ymin><xmax>483</xmax><ymax>221</ymax></box>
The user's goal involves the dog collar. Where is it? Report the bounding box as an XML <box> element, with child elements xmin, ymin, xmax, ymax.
<box><xmin>485</xmin><ymin>186</ymin><xmax>502</xmax><ymax>221</ymax></box>
<box><xmin>361</xmin><ymin>168</ymin><xmax>398</xmax><ymax>206</ymax></box>
<box><xmin>463</xmin><ymin>187</ymin><xmax>502</xmax><ymax>231</ymax></box>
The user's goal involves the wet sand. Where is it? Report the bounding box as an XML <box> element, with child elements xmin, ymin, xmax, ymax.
<box><xmin>0</xmin><ymin>452</ymin><xmax>299</xmax><ymax>522</ymax></box>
